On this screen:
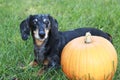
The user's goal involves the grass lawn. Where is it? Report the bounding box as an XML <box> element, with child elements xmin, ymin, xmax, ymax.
<box><xmin>0</xmin><ymin>0</ymin><xmax>120</xmax><ymax>80</ymax></box>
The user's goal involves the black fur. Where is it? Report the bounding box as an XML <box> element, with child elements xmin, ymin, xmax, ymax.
<box><xmin>20</xmin><ymin>17</ymin><xmax>30</xmax><ymax>40</ymax></box>
<box><xmin>20</xmin><ymin>14</ymin><xmax>112</xmax><ymax>69</ymax></box>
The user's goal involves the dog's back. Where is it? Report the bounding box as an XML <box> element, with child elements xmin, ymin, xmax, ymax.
<box><xmin>58</xmin><ymin>27</ymin><xmax>112</xmax><ymax>54</ymax></box>
<box><xmin>61</xmin><ymin>27</ymin><xmax>112</xmax><ymax>43</ymax></box>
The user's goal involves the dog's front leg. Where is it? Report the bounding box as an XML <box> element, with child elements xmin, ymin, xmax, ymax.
<box><xmin>47</xmin><ymin>54</ymin><xmax>60</xmax><ymax>68</ymax></box>
<box><xmin>37</xmin><ymin>59</ymin><xmax>49</xmax><ymax>76</ymax></box>
<box><xmin>37</xmin><ymin>54</ymin><xmax>60</xmax><ymax>76</ymax></box>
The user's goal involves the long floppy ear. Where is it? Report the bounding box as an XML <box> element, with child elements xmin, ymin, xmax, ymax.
<box><xmin>48</xmin><ymin>15</ymin><xmax>59</xmax><ymax>39</ymax></box>
<box><xmin>20</xmin><ymin>17</ymin><xmax>30</xmax><ymax>40</ymax></box>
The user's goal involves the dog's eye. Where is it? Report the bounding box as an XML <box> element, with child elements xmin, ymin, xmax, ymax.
<box><xmin>43</xmin><ymin>19</ymin><xmax>49</xmax><ymax>25</ymax></box>
<box><xmin>33</xmin><ymin>19</ymin><xmax>38</xmax><ymax>24</ymax></box>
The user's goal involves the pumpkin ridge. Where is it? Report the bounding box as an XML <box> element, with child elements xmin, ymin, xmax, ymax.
<box><xmin>85</xmin><ymin>44</ymin><xmax>88</xmax><ymax>79</ymax></box>
<box><xmin>69</xmin><ymin>44</ymin><xmax>75</xmax><ymax>79</ymax></box>
<box><xmin>62</xmin><ymin>44</ymin><xmax>72</xmax><ymax>76</ymax></box>
<box><xmin>87</xmin><ymin>43</ymin><xmax>96</xmax><ymax>79</ymax></box>
<box><xmin>79</xmin><ymin>43</ymin><xmax>87</xmax><ymax>79</ymax></box>
<box><xmin>71</xmin><ymin>49</ymin><xmax>76</xmax><ymax>78</ymax></box>
<box><xmin>92</xmin><ymin>40</ymin><xmax>105</xmax><ymax>79</ymax></box>
<box><xmin>86</xmin><ymin>42</ymin><xmax>99</xmax><ymax>79</ymax></box>
<box><xmin>77</xmin><ymin>44</ymin><xmax>82</xmax><ymax>79</ymax></box>
<box><xmin>96</xmin><ymin>40</ymin><xmax>111</xmax><ymax>79</ymax></box>
<box><xmin>100</xmin><ymin>40</ymin><xmax>117</xmax><ymax>79</ymax></box>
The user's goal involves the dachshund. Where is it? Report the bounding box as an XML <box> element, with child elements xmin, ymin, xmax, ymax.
<box><xmin>20</xmin><ymin>14</ymin><xmax>112</xmax><ymax>75</ymax></box>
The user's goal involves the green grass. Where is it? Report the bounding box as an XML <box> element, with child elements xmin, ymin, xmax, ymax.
<box><xmin>0</xmin><ymin>0</ymin><xmax>120</xmax><ymax>79</ymax></box>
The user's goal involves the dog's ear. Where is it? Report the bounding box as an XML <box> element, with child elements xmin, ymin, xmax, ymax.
<box><xmin>48</xmin><ymin>15</ymin><xmax>59</xmax><ymax>39</ymax></box>
<box><xmin>20</xmin><ymin>17</ymin><xmax>30</xmax><ymax>40</ymax></box>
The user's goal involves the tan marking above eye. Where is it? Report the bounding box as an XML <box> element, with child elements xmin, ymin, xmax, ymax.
<box><xmin>43</xmin><ymin>19</ymin><xmax>49</xmax><ymax>24</ymax></box>
<box><xmin>33</xmin><ymin>19</ymin><xmax>38</xmax><ymax>24</ymax></box>
<box><xmin>34</xmin><ymin>19</ymin><xmax>38</xmax><ymax>22</ymax></box>
<box><xmin>43</xmin><ymin>19</ymin><xmax>47</xmax><ymax>22</ymax></box>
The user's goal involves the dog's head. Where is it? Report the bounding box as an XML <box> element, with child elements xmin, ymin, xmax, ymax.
<box><xmin>20</xmin><ymin>14</ymin><xmax>58</xmax><ymax>42</ymax></box>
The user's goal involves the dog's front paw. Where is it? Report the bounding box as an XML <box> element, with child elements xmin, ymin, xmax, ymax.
<box><xmin>20</xmin><ymin>60</ymin><xmax>38</xmax><ymax>69</ymax></box>
<box><xmin>47</xmin><ymin>55</ymin><xmax>60</xmax><ymax>68</ymax></box>
<box><xmin>29</xmin><ymin>60</ymin><xmax>38</xmax><ymax>67</ymax></box>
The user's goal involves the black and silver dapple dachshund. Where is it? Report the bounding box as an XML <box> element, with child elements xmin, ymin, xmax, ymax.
<box><xmin>20</xmin><ymin>14</ymin><xmax>112</xmax><ymax>75</ymax></box>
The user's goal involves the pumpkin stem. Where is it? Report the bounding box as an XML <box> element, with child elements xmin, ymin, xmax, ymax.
<box><xmin>85</xmin><ymin>32</ymin><xmax>92</xmax><ymax>43</ymax></box>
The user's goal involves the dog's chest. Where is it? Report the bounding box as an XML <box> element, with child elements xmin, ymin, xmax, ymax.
<box><xmin>34</xmin><ymin>39</ymin><xmax>48</xmax><ymax>64</ymax></box>
<box><xmin>35</xmin><ymin>39</ymin><xmax>44</xmax><ymax>46</ymax></box>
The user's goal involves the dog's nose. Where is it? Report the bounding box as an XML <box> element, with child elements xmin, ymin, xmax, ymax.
<box><xmin>39</xmin><ymin>31</ymin><xmax>45</xmax><ymax>38</ymax></box>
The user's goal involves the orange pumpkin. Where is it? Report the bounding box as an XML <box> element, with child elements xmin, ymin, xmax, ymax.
<box><xmin>61</xmin><ymin>32</ymin><xmax>117</xmax><ymax>80</ymax></box>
